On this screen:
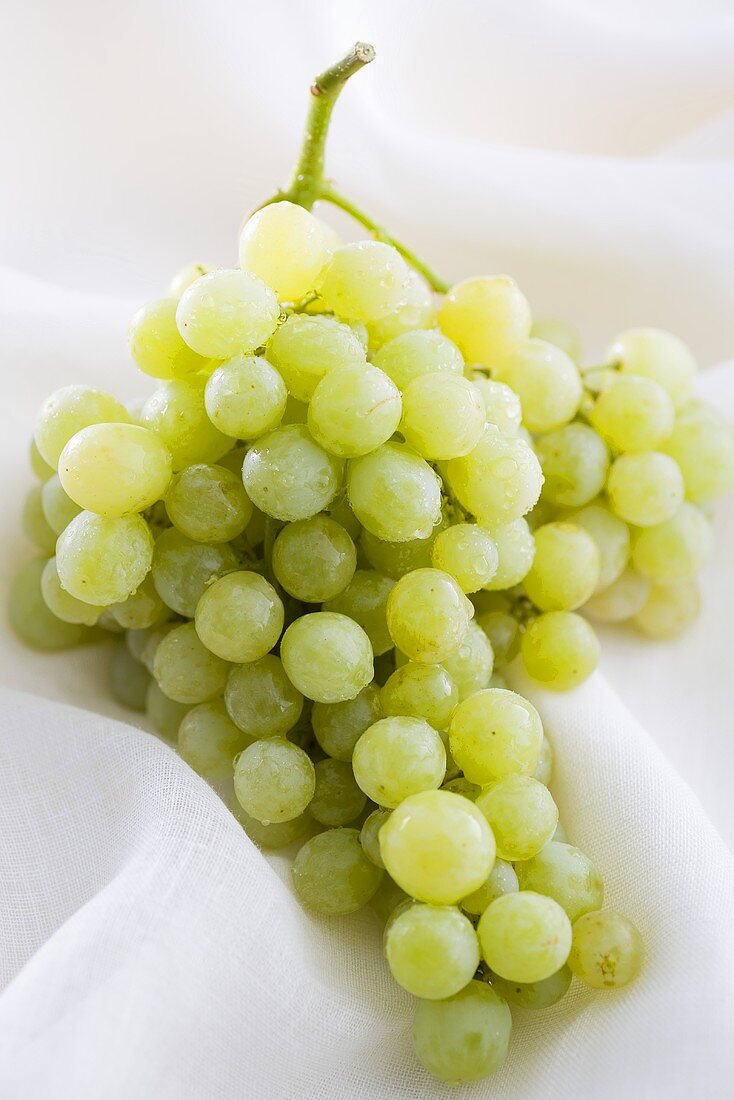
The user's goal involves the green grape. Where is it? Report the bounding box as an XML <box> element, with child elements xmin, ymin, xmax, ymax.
<box><xmin>57</xmin><ymin>511</ymin><xmax>153</xmax><ymax>605</ymax></box>
<box><xmin>58</xmin><ymin>423</ymin><xmax>172</xmax><ymax>517</ymax></box>
<box><xmin>380</xmin><ymin>663</ymin><xmax>458</xmax><ymax>729</ymax></box>
<box><xmin>347</xmin><ymin>442</ymin><xmax>442</xmax><ymax>543</ymax></box>
<box><xmin>379</xmin><ymin>789</ymin><xmax>495</xmax><ymax>904</ymax></box>
<box><xmin>326</xmin><ymin>492</ymin><xmax>362</xmax><ymax>540</ymax></box>
<box><xmin>583</xmin><ymin>568</ymin><xmax>650</xmax><ymax>623</ymax></box>
<box><xmin>145</xmin><ymin>680</ymin><xmax>190</xmax><ymax>741</ymax></box>
<box><xmin>280</xmin><ymin>612</ymin><xmax>373</xmax><ymax>704</ymax></box>
<box><xmin>449</xmin><ymin>688</ymin><xmax>543</xmax><ymax>785</ymax></box>
<box><xmin>41</xmin><ymin>475</ymin><xmax>82</xmax><ymax>536</ymax></box>
<box><xmin>352</xmin><ymin>716</ymin><xmax>446</xmax><ymax>808</ymax></box>
<box><xmin>153</xmin><ymin>622</ymin><xmax>230</xmax><ymax>704</ymax></box>
<box><xmin>476</xmin><ymin>775</ymin><xmax>558</xmax><ymax>860</ymax></box>
<box><xmin>8</xmin><ymin>558</ymin><xmax>88</xmax><ymax>650</ymax></box>
<box><xmin>224</xmin><ymin>654</ymin><xmax>303</xmax><ymax>738</ymax></box>
<box><xmin>308</xmin><ymin>363</ymin><xmax>402</xmax><ymax>458</ymax></box>
<box><xmin>370</xmin><ymin>877</ymin><xmax>409</xmax><ymax>924</ymax></box>
<box><xmin>475</xmin><ymin>610</ymin><xmax>520</xmax><ymax>667</ymax></box>
<box><xmin>204</xmin><ymin>355</ymin><xmax>287</xmax><ymax>440</ymax></box>
<box><xmin>292</xmin><ymin>827</ymin><xmax>383</xmax><ymax>915</ymax></box>
<box><xmin>567</xmin><ymin>502</ymin><xmax>630</xmax><ymax>592</ymax></box>
<box><xmin>447</xmin><ymin>428</ymin><xmax>543</xmax><ymax>526</ymax></box>
<box><xmin>30</xmin><ymin>438</ymin><xmax>54</xmax><ymax>482</ymax></box>
<box><xmin>631</xmin><ymin>502</ymin><xmax>711</xmax><ymax>582</ymax></box>
<box><xmin>468</xmin><ymin>374</ymin><xmax>522</xmax><ymax>434</ymax></box>
<box><xmin>482</xmin><ymin>517</ymin><xmax>535</xmax><ymax>590</ymax></box>
<box><xmin>128</xmin><ymin>297</ymin><xmax>206</xmax><ymax>379</ymax></box>
<box><xmin>234</xmin><ymin>737</ymin><xmax>315</xmax><ymax>824</ymax></box>
<box><xmin>41</xmin><ymin>557</ymin><xmax>103</xmax><ymax>625</ymax></box>
<box><xmin>400</xmin><ymin>374</ymin><xmax>485</xmax><ymax>460</ymax></box>
<box><xmin>34</xmin><ymin>384</ymin><xmax>130</xmax><ymax>467</ymax></box>
<box><xmin>140</xmin><ymin>622</ymin><xmax>178</xmax><ymax>674</ymax></box>
<box><xmin>607</xmin><ymin>451</ymin><xmax>684</xmax><ymax>527</ymax></box>
<box><xmin>311</xmin><ymin>683</ymin><xmax>382</xmax><ymax>761</ymax></box>
<box><xmin>662</xmin><ymin>407</ymin><xmax>734</xmax><ymax>503</ymax></box>
<box><xmin>536</xmin><ymin>423</ymin><xmax>609</xmax><ymax>508</ymax></box>
<box><xmin>516</xmin><ymin>842</ymin><xmax>604</xmax><ymax>922</ymax></box>
<box><xmin>591</xmin><ymin>374</ymin><xmax>675</xmax><ymax>452</ymax></box>
<box><xmin>360</xmin><ymin>522</ymin><xmax>446</xmax><ymax>580</ymax></box>
<box><xmin>438</xmin><ymin>275</ymin><xmax>531</xmax><ymax>365</ymax></box>
<box><xmin>634</xmin><ymin>579</ymin><xmax>701</xmax><ymax>639</ymax></box>
<box><xmin>412</xmin><ymin>980</ymin><xmax>512</xmax><ymax>1084</ymax></box>
<box><xmin>140</xmin><ymin>376</ymin><xmax>231</xmax><ymax>471</ymax></box>
<box><xmin>373</xmin><ymin>329</ymin><xmax>464</xmax><ymax>390</ymax></box>
<box><xmin>22</xmin><ymin>485</ymin><xmax>57</xmax><ymax>553</ymax></box>
<box><xmin>440</xmin><ymin>621</ymin><xmax>494</xmax><ymax>700</ymax></box>
<box><xmin>309</xmin><ymin>758</ymin><xmax>367</xmax><ymax>826</ymax></box>
<box><xmin>267</xmin><ymin>313</ymin><xmax>366</xmax><ymax>402</ymax></box>
<box><xmin>317</xmin><ymin>241</ymin><xmax>410</xmax><ymax>321</ymax></box>
<box><xmin>441</xmin><ymin>776</ymin><xmax>482</xmax><ymax>799</ymax></box>
<box><xmin>360</xmin><ymin>808</ymin><xmax>391</xmax><ymax>867</ymax></box>
<box><xmin>568</xmin><ymin>910</ymin><xmax>643</xmax><ymax>989</ymax></box>
<box><xmin>230</xmin><ymin>793</ymin><xmax>312</xmax><ymax>850</ymax></box>
<box><xmin>530</xmin><ymin>318</ymin><xmax>581</xmax><ymax>361</ymax></box>
<box><xmin>366</xmin><ymin>269</ymin><xmax>435</xmax><ymax>349</ymax></box>
<box><xmin>386</xmin><ymin>568</ymin><xmax>473</xmax><ymax>664</ymax></box>
<box><xmin>478</xmin><ymin>891</ymin><xmax>572</xmax><ymax>982</ymax></box>
<box><xmin>431</xmin><ymin>524</ymin><xmax>498</xmax><ymax>593</ymax></box>
<box><xmin>521</xmin><ymin>610</ymin><xmax>600</xmax><ymax>690</ymax></box>
<box><xmin>523</xmin><ymin>522</ymin><xmax>600</xmax><ymax>612</ymax></box>
<box><xmin>165</xmin><ymin>463</ymin><xmax>253</xmax><ymax>543</ymax></box>
<box><xmin>110</xmin><ymin>643</ymin><xmax>150</xmax><ymax>711</ymax></box>
<box><xmin>533</xmin><ymin>735</ymin><xmax>554</xmax><ymax>785</ymax></box>
<box><xmin>386</xmin><ymin>903</ymin><xmax>479</xmax><ymax>1000</ymax></box>
<box><xmin>152</xmin><ymin>528</ymin><xmax>237</xmax><ymax>617</ymax></box>
<box><xmin>272</xmin><ymin>515</ymin><xmax>356</xmax><ymax>602</ymax></box>
<box><xmin>176</xmin><ymin>268</ymin><xmax>279</xmax><ymax>358</ymax></box>
<box><xmin>495</xmin><ymin>339</ymin><xmax>582</xmax><ymax>433</ymax></box>
<box><xmin>322</xmin><ymin>569</ymin><xmax>394</xmax><ymax>655</ymax></box>
<box><xmin>490</xmin><ymin>964</ymin><xmax>572</xmax><ymax>1009</ymax></box>
<box><xmin>178</xmin><ymin>699</ymin><xmax>252</xmax><ymax>783</ymax></box>
<box><xmin>195</xmin><ymin>571</ymin><xmax>283</xmax><ymax>663</ymax></box>
<box><xmin>238</xmin><ymin>200</ymin><xmax>332</xmax><ymax>300</ymax></box>
<box><xmin>608</xmin><ymin>327</ymin><xmax>696</xmax><ymax>408</ymax></box>
<box><xmin>242</xmin><ymin>424</ymin><xmax>343</xmax><ymax>521</ymax></box>
<box><xmin>168</xmin><ymin>262</ymin><xmax>210</xmax><ymax>299</ymax></box>
<box><xmin>461</xmin><ymin>859</ymin><xmax>519</xmax><ymax>916</ymax></box>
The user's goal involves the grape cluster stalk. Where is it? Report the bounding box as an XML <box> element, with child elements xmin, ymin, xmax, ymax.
<box><xmin>12</xmin><ymin>42</ymin><xmax>734</xmax><ymax>1085</ymax></box>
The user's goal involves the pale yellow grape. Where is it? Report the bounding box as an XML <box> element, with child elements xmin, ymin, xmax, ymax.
<box><xmin>234</xmin><ymin>737</ymin><xmax>315</xmax><ymax>824</ymax></box>
<box><xmin>57</xmin><ymin>511</ymin><xmax>153</xmax><ymax>605</ymax></box>
<box><xmin>448</xmin><ymin>428</ymin><xmax>543</xmax><ymax>526</ymax></box>
<box><xmin>178</xmin><ymin>700</ymin><xmax>253</xmax><ymax>783</ymax></box>
<box><xmin>495</xmin><ymin>339</ymin><xmax>582</xmax><ymax>433</ymax></box>
<box><xmin>308</xmin><ymin>363</ymin><xmax>402</xmax><ymax>458</ymax></box>
<box><xmin>145</xmin><ymin>680</ymin><xmax>190</xmax><ymax>741</ymax></box>
<box><xmin>536</xmin><ymin>423</ymin><xmax>609</xmax><ymax>508</ymax></box>
<box><xmin>224</xmin><ymin>654</ymin><xmax>304</xmax><ymax>739</ymax></box>
<box><xmin>34</xmin><ymin>384</ymin><xmax>131</xmax><ymax>467</ymax></box>
<box><xmin>373</xmin><ymin>329</ymin><xmax>464</xmax><ymax>390</ymax></box>
<box><xmin>387</xmin><ymin>568</ymin><xmax>473</xmax><ymax>664</ymax></box>
<box><xmin>568</xmin><ymin>502</ymin><xmax>630</xmax><ymax>592</ymax></box>
<box><xmin>381</xmin><ymin>663</ymin><xmax>458</xmax><ymax>729</ymax></box>
<box><xmin>478</xmin><ymin>890</ymin><xmax>571</xmax><ymax>983</ymax></box>
<box><xmin>516</xmin><ymin>842</ymin><xmax>604</xmax><ymax>922</ymax></box>
<box><xmin>242</xmin><ymin>424</ymin><xmax>343</xmax><ymax>521</ymax></box>
<box><xmin>400</xmin><ymin>374</ymin><xmax>485</xmax><ymax>460</ymax></box>
<box><xmin>366</xmin><ymin>269</ymin><xmax>435</xmax><ymax>350</ymax></box>
<box><xmin>634</xmin><ymin>579</ymin><xmax>701</xmax><ymax>639</ymax></box>
<box><xmin>140</xmin><ymin>376</ymin><xmax>231</xmax><ymax>470</ymax></box>
<box><xmin>238</xmin><ymin>200</ymin><xmax>332</xmax><ymax>300</ymax></box>
<box><xmin>530</xmin><ymin>318</ymin><xmax>581</xmax><ymax>361</ymax></box>
<box><xmin>477</xmin><ymin>775</ymin><xmax>557</xmax><ymax>861</ymax></box>
<box><xmin>204</xmin><ymin>356</ymin><xmax>287</xmax><ymax>439</ymax></box>
<box><xmin>440</xmin><ymin>621</ymin><xmax>495</xmax><ymax>700</ymax></box>
<box><xmin>292</xmin><ymin>828</ymin><xmax>383</xmax><ymax>915</ymax></box>
<box><xmin>318</xmin><ymin>241</ymin><xmax>410</xmax><ymax>321</ymax></box>
<box><xmin>468</xmin><ymin>374</ymin><xmax>522</xmax><ymax>434</ymax></box>
<box><xmin>449</xmin><ymin>688</ymin><xmax>543</xmax><ymax>785</ymax></box>
<box><xmin>41</xmin><ymin>475</ymin><xmax>82</xmax><ymax>536</ymax></box>
<box><xmin>30</xmin><ymin>439</ymin><xmax>54</xmax><ymax>482</ymax></box>
<box><xmin>482</xmin><ymin>517</ymin><xmax>536</xmax><ymax>590</ymax></box>
<box><xmin>168</xmin><ymin>262</ymin><xmax>210</xmax><ymax>298</ymax></box>
<box><xmin>533</xmin><ymin>736</ymin><xmax>554</xmax><ymax>785</ymax></box>
<box><xmin>58</xmin><ymin>423</ymin><xmax>172</xmax><ymax>517</ymax></box>
<box><xmin>591</xmin><ymin>374</ymin><xmax>674</xmax><ymax>452</ymax></box>
<box><xmin>360</xmin><ymin>524</ymin><xmax>446</xmax><ymax>580</ymax></box>
<box><xmin>352</xmin><ymin>716</ymin><xmax>446</xmax><ymax>808</ymax></box>
<box><xmin>360</xmin><ymin>808</ymin><xmax>391</xmax><ymax>867</ymax></box>
<box><xmin>461</xmin><ymin>860</ymin><xmax>519</xmax><ymax>917</ymax></box>
<box><xmin>272</xmin><ymin>515</ymin><xmax>356</xmax><ymax>603</ymax></box>
<box><xmin>631</xmin><ymin>502</ymin><xmax>711</xmax><ymax>582</ymax></box>
<box><xmin>267</xmin><ymin>314</ymin><xmax>366</xmax><ymax>402</ymax></box>
<box><xmin>230</xmin><ymin>795</ymin><xmax>312</xmax><ymax>850</ymax></box>
<box><xmin>379</xmin><ymin>789</ymin><xmax>496</xmax><ymax>904</ymax></box>
<box><xmin>176</xmin><ymin>268</ymin><xmax>279</xmax><ymax>358</ymax></box>
<box><xmin>153</xmin><ymin>622</ymin><xmax>230</xmax><ymax>704</ymax></box>
<box><xmin>568</xmin><ymin>910</ymin><xmax>643</xmax><ymax>989</ymax></box>
<box><xmin>312</xmin><ymin>683</ymin><xmax>382</xmax><ymax>761</ymax></box>
<box><xmin>662</xmin><ymin>408</ymin><xmax>734</xmax><ymax>503</ymax></box>
<box><xmin>165</xmin><ymin>463</ymin><xmax>252</xmax><ymax>543</ymax></box>
<box><xmin>524</xmin><ymin>522</ymin><xmax>600</xmax><ymax>612</ymax></box>
<box><xmin>347</xmin><ymin>442</ymin><xmax>442</xmax><ymax>542</ymax></box>
<box><xmin>490</xmin><ymin>965</ymin><xmax>572</xmax><ymax>1010</ymax></box>
<box><xmin>608</xmin><ymin>327</ymin><xmax>696</xmax><ymax>408</ymax></box>
<box><xmin>475</xmin><ymin>610</ymin><xmax>520</xmax><ymax>667</ymax></box>
<box><xmin>109</xmin><ymin>574</ymin><xmax>165</xmax><ymax>630</ymax></box>
<box><xmin>583</xmin><ymin>568</ymin><xmax>650</xmax><ymax>623</ymax></box>
<box><xmin>386</xmin><ymin>903</ymin><xmax>479</xmax><ymax>1000</ymax></box>
<box><xmin>521</xmin><ymin>611</ymin><xmax>600</xmax><ymax>690</ymax></box>
<box><xmin>40</xmin><ymin>557</ymin><xmax>103</xmax><ymax>626</ymax></box>
<box><xmin>128</xmin><ymin>297</ymin><xmax>206</xmax><ymax>379</ymax></box>
<box><xmin>412</xmin><ymin>980</ymin><xmax>512</xmax><ymax>1085</ymax></box>
<box><xmin>280</xmin><ymin>612</ymin><xmax>373</xmax><ymax>704</ymax></box>
<box><xmin>195</xmin><ymin>571</ymin><xmax>284</xmax><ymax>663</ymax></box>
<box><xmin>439</xmin><ymin>275</ymin><xmax>531</xmax><ymax>365</ymax></box>
<box><xmin>431</xmin><ymin>524</ymin><xmax>498</xmax><ymax>593</ymax></box>
<box><xmin>322</xmin><ymin>569</ymin><xmax>395</xmax><ymax>655</ymax></box>
<box><xmin>309</xmin><ymin>758</ymin><xmax>367</xmax><ymax>827</ymax></box>
<box><xmin>151</xmin><ymin>528</ymin><xmax>238</xmax><ymax>617</ymax></box>
<box><xmin>22</xmin><ymin>486</ymin><xmax>57</xmax><ymax>553</ymax></box>
<box><xmin>607</xmin><ymin>451</ymin><xmax>684</xmax><ymax>527</ymax></box>
<box><xmin>110</xmin><ymin>644</ymin><xmax>150</xmax><ymax>711</ymax></box>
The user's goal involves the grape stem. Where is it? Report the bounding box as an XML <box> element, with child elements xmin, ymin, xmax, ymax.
<box><xmin>254</xmin><ymin>43</ymin><xmax>449</xmax><ymax>294</ymax></box>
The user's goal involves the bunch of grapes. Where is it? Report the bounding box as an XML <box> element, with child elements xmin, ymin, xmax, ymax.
<box><xmin>10</xmin><ymin>42</ymin><xmax>732</xmax><ymax>1085</ymax></box>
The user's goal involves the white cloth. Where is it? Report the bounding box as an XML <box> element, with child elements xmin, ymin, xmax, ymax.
<box><xmin>1</xmin><ymin>2</ymin><xmax>734</xmax><ymax>1097</ymax></box>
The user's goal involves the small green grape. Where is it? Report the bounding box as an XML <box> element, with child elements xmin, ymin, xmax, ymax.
<box><xmin>633</xmin><ymin>579</ymin><xmax>701</xmax><ymax>639</ymax></box>
<box><xmin>449</xmin><ymin>688</ymin><xmax>543</xmax><ymax>785</ymax></box>
<box><xmin>292</xmin><ymin>828</ymin><xmax>383</xmax><ymax>915</ymax></box>
<box><xmin>386</xmin><ymin>567</ymin><xmax>473</xmax><ymax>664</ymax></box>
<box><xmin>447</xmin><ymin>428</ymin><xmax>543</xmax><ymax>526</ymax></box>
<box><xmin>272</xmin><ymin>515</ymin><xmax>356</xmax><ymax>603</ymax></box>
<box><xmin>380</xmin><ymin>663</ymin><xmax>458</xmax><ymax>729</ymax></box>
<box><xmin>317</xmin><ymin>241</ymin><xmax>411</xmax><ymax>322</ymax></box>
<box><xmin>607</xmin><ymin>451</ymin><xmax>684</xmax><ymax>527</ymax></box>
<box><xmin>165</xmin><ymin>462</ymin><xmax>253</xmax><ymax>543</ymax></box>
<box><xmin>608</xmin><ymin>327</ymin><xmax>696</xmax><ymax>408</ymax></box>
<box><xmin>267</xmin><ymin>313</ymin><xmax>366</xmax><ymax>402</ymax></box>
<box><xmin>224</xmin><ymin>655</ymin><xmax>304</xmax><ymax>739</ymax></box>
<box><xmin>631</xmin><ymin>502</ymin><xmax>711</xmax><ymax>583</ymax></box>
<box><xmin>280</xmin><ymin>612</ymin><xmax>373</xmax><ymax>704</ymax></box>
<box><xmin>523</xmin><ymin>522</ymin><xmax>600</xmax><ymax>612</ymax></box>
<box><xmin>352</xmin><ymin>716</ymin><xmax>446</xmax><ymax>808</ymax></box>
<box><xmin>195</xmin><ymin>571</ymin><xmax>284</xmax><ymax>664</ymax></box>
<box><xmin>478</xmin><ymin>891</ymin><xmax>572</xmax><ymax>982</ymax></box>
<box><xmin>311</xmin><ymin>683</ymin><xmax>382</xmax><ymax>761</ymax></box>
<box><xmin>386</xmin><ymin>903</ymin><xmax>479</xmax><ymax>1000</ymax></box>
<box><xmin>476</xmin><ymin>775</ymin><xmax>558</xmax><ymax>861</ymax></box>
<box><xmin>309</xmin><ymin>758</ymin><xmax>367</xmax><ymax>826</ymax></box>
<box><xmin>482</xmin><ymin>517</ymin><xmax>536</xmax><ymax>590</ymax></box>
<box><xmin>322</xmin><ymin>569</ymin><xmax>394</xmax><ymax>655</ymax></box>
<box><xmin>461</xmin><ymin>859</ymin><xmax>519</xmax><ymax>917</ymax></box>
<box><xmin>176</xmin><ymin>268</ymin><xmax>279</xmax><ymax>358</ymax></box>
<box><xmin>490</xmin><ymin>965</ymin><xmax>572</xmax><ymax>1009</ymax></box>
<box><xmin>536</xmin><ymin>422</ymin><xmax>609</xmax><ymax>508</ymax></box>
<box><xmin>439</xmin><ymin>275</ymin><xmax>531</xmax><ymax>365</ymax></box>
<box><xmin>347</xmin><ymin>442</ymin><xmax>442</xmax><ymax>543</ymax></box>
<box><xmin>242</xmin><ymin>424</ymin><xmax>343</xmax><ymax>522</ymax></box>
<box><xmin>568</xmin><ymin>910</ymin><xmax>643</xmax><ymax>989</ymax></box>
<box><xmin>151</xmin><ymin>528</ymin><xmax>238</xmax><ymax>617</ymax></box>
<box><xmin>34</xmin><ymin>384</ymin><xmax>130</xmax><ymax>467</ymax></box>
<box><xmin>431</xmin><ymin>524</ymin><xmax>498</xmax><ymax>593</ymax></box>
<box><xmin>521</xmin><ymin>611</ymin><xmax>600</xmax><ymax>690</ymax></box>
<box><xmin>591</xmin><ymin>374</ymin><xmax>675</xmax><ymax>452</ymax></box>
<box><xmin>204</xmin><ymin>356</ymin><xmax>287</xmax><ymax>439</ymax></box>
<box><xmin>495</xmin><ymin>339</ymin><xmax>582</xmax><ymax>433</ymax></box>
<box><xmin>8</xmin><ymin>558</ymin><xmax>88</xmax><ymax>650</ymax></box>
<box><xmin>57</xmin><ymin>511</ymin><xmax>153</xmax><ymax>605</ymax></box>
<box><xmin>234</xmin><ymin>737</ymin><xmax>315</xmax><ymax>824</ymax></box>
<box><xmin>238</xmin><ymin>200</ymin><xmax>332</xmax><ymax>300</ymax></box>
<box><xmin>516</xmin><ymin>841</ymin><xmax>604</xmax><ymax>921</ymax></box>
<box><xmin>153</xmin><ymin>621</ymin><xmax>230</xmax><ymax>704</ymax></box>
<box><xmin>308</xmin><ymin>363</ymin><xmax>402</xmax><ymax>458</ymax></box>
<box><xmin>58</xmin><ymin>423</ymin><xmax>172</xmax><ymax>517</ymax></box>
<box><xmin>128</xmin><ymin>297</ymin><xmax>207</xmax><ymax>379</ymax></box>
<box><xmin>178</xmin><ymin>699</ymin><xmax>253</xmax><ymax>783</ymax></box>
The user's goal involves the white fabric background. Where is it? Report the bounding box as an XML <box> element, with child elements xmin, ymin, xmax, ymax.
<box><xmin>1</xmin><ymin>2</ymin><xmax>733</xmax><ymax>1097</ymax></box>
